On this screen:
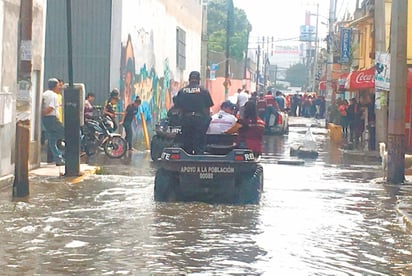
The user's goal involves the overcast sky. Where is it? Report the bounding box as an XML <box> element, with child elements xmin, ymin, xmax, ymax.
<box><xmin>232</xmin><ymin>0</ymin><xmax>357</xmax><ymax>47</ymax></box>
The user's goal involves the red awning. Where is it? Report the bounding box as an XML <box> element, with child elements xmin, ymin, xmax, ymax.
<box><xmin>318</xmin><ymin>80</ymin><xmax>337</xmax><ymax>91</ymax></box>
<box><xmin>345</xmin><ymin>67</ymin><xmax>375</xmax><ymax>90</ymax></box>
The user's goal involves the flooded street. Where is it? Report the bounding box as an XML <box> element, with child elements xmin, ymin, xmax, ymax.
<box><xmin>1</xmin><ymin>120</ymin><xmax>412</xmax><ymax>275</ymax></box>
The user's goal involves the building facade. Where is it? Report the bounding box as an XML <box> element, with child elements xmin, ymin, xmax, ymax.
<box><xmin>1</xmin><ymin>0</ymin><xmax>203</xmax><ymax>189</ymax></box>
<box><xmin>44</xmin><ymin>0</ymin><xmax>203</xmax><ymax>123</ymax></box>
<box><xmin>0</xmin><ymin>0</ymin><xmax>45</xmax><ymax>188</ymax></box>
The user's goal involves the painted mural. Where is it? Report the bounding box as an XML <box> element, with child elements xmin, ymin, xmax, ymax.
<box><xmin>119</xmin><ymin>34</ymin><xmax>185</xmax><ymax>126</ymax></box>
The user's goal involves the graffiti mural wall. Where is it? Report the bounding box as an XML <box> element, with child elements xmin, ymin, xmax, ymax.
<box><xmin>117</xmin><ymin>0</ymin><xmax>202</xmax><ymax>128</ymax></box>
<box><xmin>120</xmin><ymin>34</ymin><xmax>179</xmax><ymax>124</ymax></box>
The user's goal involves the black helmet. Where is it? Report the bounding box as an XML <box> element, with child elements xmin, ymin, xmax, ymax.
<box><xmin>189</xmin><ymin>71</ymin><xmax>201</xmax><ymax>81</ymax></box>
<box><xmin>110</xmin><ymin>88</ymin><xmax>120</xmax><ymax>98</ymax></box>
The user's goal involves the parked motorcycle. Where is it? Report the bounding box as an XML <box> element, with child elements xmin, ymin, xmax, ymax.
<box><xmin>58</xmin><ymin>110</ymin><xmax>127</xmax><ymax>159</ymax></box>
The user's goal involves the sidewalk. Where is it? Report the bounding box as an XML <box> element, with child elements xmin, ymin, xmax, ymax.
<box><xmin>30</xmin><ymin>162</ymin><xmax>99</xmax><ymax>184</ymax></box>
<box><xmin>374</xmin><ymin>176</ymin><xmax>412</xmax><ymax>232</ymax></box>
<box><xmin>289</xmin><ymin>115</ymin><xmax>412</xmax><ymax>231</ymax></box>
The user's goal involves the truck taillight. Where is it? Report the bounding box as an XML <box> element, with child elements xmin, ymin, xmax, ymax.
<box><xmin>171</xmin><ymin>154</ymin><xmax>180</xmax><ymax>160</ymax></box>
<box><xmin>277</xmin><ymin>115</ymin><xmax>283</xmax><ymax>125</ymax></box>
<box><xmin>235</xmin><ymin>155</ymin><xmax>244</xmax><ymax>161</ymax></box>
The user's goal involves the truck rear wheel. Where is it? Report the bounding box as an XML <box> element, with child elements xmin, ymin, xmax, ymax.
<box><xmin>238</xmin><ymin>164</ymin><xmax>264</xmax><ymax>204</ymax></box>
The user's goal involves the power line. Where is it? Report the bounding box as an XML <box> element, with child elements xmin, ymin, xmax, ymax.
<box><xmin>248</xmin><ymin>36</ymin><xmax>301</xmax><ymax>44</ymax></box>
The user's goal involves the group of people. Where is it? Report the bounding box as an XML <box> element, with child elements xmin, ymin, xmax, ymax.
<box><xmin>289</xmin><ymin>93</ymin><xmax>326</xmax><ymax>119</ymax></box>
<box><xmin>46</xmin><ymin>71</ymin><xmax>331</xmax><ymax>163</ymax></box>
<box><xmin>83</xmin><ymin>88</ymin><xmax>142</xmax><ymax>152</ymax></box>
<box><xmin>333</xmin><ymin>96</ymin><xmax>375</xmax><ymax>150</ymax></box>
<box><xmin>173</xmin><ymin>71</ymin><xmax>265</xmax><ymax>157</ymax></box>
<box><xmin>41</xmin><ymin>79</ymin><xmax>142</xmax><ymax>166</ymax></box>
<box><xmin>255</xmin><ymin>90</ymin><xmax>287</xmax><ymax>128</ymax></box>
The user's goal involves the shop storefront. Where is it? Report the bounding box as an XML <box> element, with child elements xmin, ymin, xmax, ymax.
<box><xmin>345</xmin><ymin>67</ymin><xmax>376</xmax><ymax>150</ymax></box>
<box><xmin>345</xmin><ymin>67</ymin><xmax>375</xmax><ymax>94</ymax></box>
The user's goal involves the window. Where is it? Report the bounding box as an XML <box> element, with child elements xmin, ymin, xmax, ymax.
<box><xmin>176</xmin><ymin>27</ymin><xmax>186</xmax><ymax>70</ymax></box>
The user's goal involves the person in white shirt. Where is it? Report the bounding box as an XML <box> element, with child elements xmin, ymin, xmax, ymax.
<box><xmin>229</xmin><ymin>88</ymin><xmax>241</xmax><ymax>105</ymax></box>
<box><xmin>237</xmin><ymin>89</ymin><xmax>250</xmax><ymax>118</ymax></box>
<box><xmin>42</xmin><ymin>78</ymin><xmax>65</xmax><ymax>166</ymax></box>
<box><xmin>207</xmin><ymin>101</ymin><xmax>237</xmax><ymax>134</ymax></box>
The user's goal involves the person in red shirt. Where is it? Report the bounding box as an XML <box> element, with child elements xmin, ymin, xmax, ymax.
<box><xmin>256</xmin><ymin>93</ymin><xmax>267</xmax><ymax>120</ymax></box>
<box><xmin>338</xmin><ymin>99</ymin><xmax>349</xmax><ymax>138</ymax></box>
<box><xmin>225</xmin><ymin>100</ymin><xmax>265</xmax><ymax>158</ymax></box>
<box><xmin>264</xmin><ymin>90</ymin><xmax>279</xmax><ymax>127</ymax></box>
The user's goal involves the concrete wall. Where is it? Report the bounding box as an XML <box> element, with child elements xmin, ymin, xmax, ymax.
<box><xmin>29</xmin><ymin>0</ymin><xmax>46</xmax><ymax>169</ymax></box>
<box><xmin>0</xmin><ymin>0</ymin><xmax>45</xmax><ymax>188</ymax></box>
<box><xmin>0</xmin><ymin>0</ymin><xmax>19</xmax><ymax>188</ymax></box>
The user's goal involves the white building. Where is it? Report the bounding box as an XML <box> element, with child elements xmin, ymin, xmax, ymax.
<box><xmin>0</xmin><ymin>0</ymin><xmax>45</xmax><ymax>189</ymax></box>
<box><xmin>1</xmin><ymin>0</ymin><xmax>203</xmax><ymax>189</ymax></box>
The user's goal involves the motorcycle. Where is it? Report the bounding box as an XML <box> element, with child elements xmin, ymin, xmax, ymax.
<box><xmin>58</xmin><ymin>111</ymin><xmax>127</xmax><ymax>159</ymax></box>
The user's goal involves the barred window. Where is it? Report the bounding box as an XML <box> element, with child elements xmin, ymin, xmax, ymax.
<box><xmin>176</xmin><ymin>27</ymin><xmax>186</xmax><ymax>70</ymax></box>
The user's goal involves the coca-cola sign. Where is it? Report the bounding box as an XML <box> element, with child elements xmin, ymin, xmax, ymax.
<box><xmin>346</xmin><ymin>67</ymin><xmax>375</xmax><ymax>90</ymax></box>
<box><xmin>355</xmin><ymin>71</ymin><xmax>374</xmax><ymax>83</ymax></box>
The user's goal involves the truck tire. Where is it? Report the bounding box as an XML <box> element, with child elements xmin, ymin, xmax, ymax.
<box><xmin>238</xmin><ymin>164</ymin><xmax>264</xmax><ymax>204</ymax></box>
<box><xmin>150</xmin><ymin>135</ymin><xmax>163</xmax><ymax>161</ymax></box>
<box><xmin>154</xmin><ymin>168</ymin><xmax>178</xmax><ymax>202</ymax></box>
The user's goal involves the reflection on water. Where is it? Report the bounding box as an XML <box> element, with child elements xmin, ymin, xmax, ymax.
<box><xmin>1</xmin><ymin>125</ymin><xmax>412</xmax><ymax>274</ymax></box>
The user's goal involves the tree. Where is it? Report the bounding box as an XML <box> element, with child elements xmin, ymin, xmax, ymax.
<box><xmin>285</xmin><ymin>63</ymin><xmax>306</xmax><ymax>87</ymax></box>
<box><xmin>207</xmin><ymin>0</ymin><xmax>251</xmax><ymax>62</ymax></box>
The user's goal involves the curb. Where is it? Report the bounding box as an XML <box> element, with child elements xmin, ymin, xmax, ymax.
<box><xmin>0</xmin><ymin>174</ymin><xmax>14</xmax><ymax>191</ymax></box>
<box><xmin>397</xmin><ymin>207</ymin><xmax>412</xmax><ymax>232</ymax></box>
<box><xmin>341</xmin><ymin>149</ymin><xmax>380</xmax><ymax>162</ymax></box>
<box><xmin>373</xmin><ymin>177</ymin><xmax>412</xmax><ymax>232</ymax></box>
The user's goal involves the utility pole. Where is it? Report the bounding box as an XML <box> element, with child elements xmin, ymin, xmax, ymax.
<box><xmin>224</xmin><ymin>0</ymin><xmax>233</xmax><ymax>100</ymax></box>
<box><xmin>374</xmin><ymin>0</ymin><xmax>388</xmax><ymax>150</ymax></box>
<box><xmin>263</xmin><ymin>52</ymin><xmax>268</xmax><ymax>88</ymax></box>
<box><xmin>19</xmin><ymin>0</ymin><xmax>32</xmax><ymax>80</ymax></box>
<box><xmin>387</xmin><ymin>0</ymin><xmax>407</xmax><ymax>184</ymax></box>
<box><xmin>200</xmin><ymin>1</ymin><xmax>208</xmax><ymax>86</ymax></box>
<box><xmin>13</xmin><ymin>0</ymin><xmax>33</xmax><ymax>198</ymax></box>
<box><xmin>305</xmin><ymin>11</ymin><xmax>311</xmax><ymax>92</ymax></box>
<box><xmin>256</xmin><ymin>43</ymin><xmax>260</xmax><ymax>92</ymax></box>
<box><xmin>312</xmin><ymin>3</ymin><xmax>319</xmax><ymax>93</ymax></box>
<box><xmin>264</xmin><ymin>36</ymin><xmax>270</xmax><ymax>88</ymax></box>
<box><xmin>326</xmin><ymin>0</ymin><xmax>336</xmax><ymax>116</ymax></box>
<box><xmin>64</xmin><ymin>0</ymin><xmax>81</xmax><ymax>176</ymax></box>
<box><xmin>243</xmin><ymin>24</ymin><xmax>251</xmax><ymax>81</ymax></box>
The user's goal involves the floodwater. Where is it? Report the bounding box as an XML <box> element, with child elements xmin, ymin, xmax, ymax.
<box><xmin>1</xmin><ymin>119</ymin><xmax>412</xmax><ymax>275</ymax></box>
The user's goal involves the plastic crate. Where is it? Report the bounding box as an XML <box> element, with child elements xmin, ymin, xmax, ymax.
<box><xmin>328</xmin><ymin>123</ymin><xmax>342</xmax><ymax>143</ymax></box>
